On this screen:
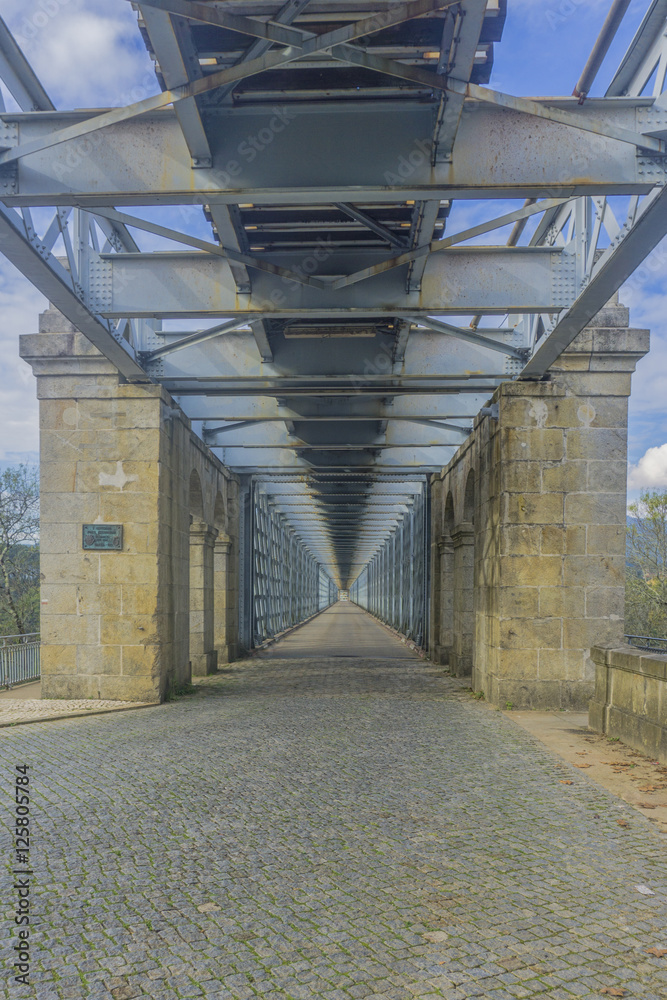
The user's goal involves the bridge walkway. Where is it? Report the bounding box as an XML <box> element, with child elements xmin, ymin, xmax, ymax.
<box><xmin>256</xmin><ymin>602</ymin><xmax>419</xmax><ymax>661</ymax></box>
<box><xmin>1</xmin><ymin>642</ymin><xmax>666</xmax><ymax>998</ymax></box>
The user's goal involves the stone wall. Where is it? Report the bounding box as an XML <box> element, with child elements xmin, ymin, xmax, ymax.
<box><xmin>20</xmin><ymin>310</ymin><xmax>240</xmax><ymax>702</ymax></box>
<box><xmin>430</xmin><ymin>301</ymin><xmax>649</xmax><ymax>710</ymax></box>
<box><xmin>590</xmin><ymin>645</ymin><xmax>667</xmax><ymax>764</ymax></box>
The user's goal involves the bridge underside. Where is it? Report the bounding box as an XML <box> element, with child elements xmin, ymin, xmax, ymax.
<box><xmin>2</xmin><ymin>1</ymin><xmax>666</xmax><ymax>706</ymax></box>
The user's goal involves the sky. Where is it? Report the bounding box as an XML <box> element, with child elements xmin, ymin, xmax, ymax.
<box><xmin>0</xmin><ymin>0</ymin><xmax>666</xmax><ymax>499</ymax></box>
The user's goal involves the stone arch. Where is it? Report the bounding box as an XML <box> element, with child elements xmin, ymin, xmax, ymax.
<box><xmin>189</xmin><ymin>468</ymin><xmax>205</xmax><ymax>520</ymax></box>
<box><xmin>213</xmin><ymin>490</ymin><xmax>225</xmax><ymax>531</ymax></box>
<box><xmin>463</xmin><ymin>469</ymin><xmax>475</xmax><ymax>524</ymax></box>
<box><xmin>444</xmin><ymin>490</ymin><xmax>455</xmax><ymax>538</ymax></box>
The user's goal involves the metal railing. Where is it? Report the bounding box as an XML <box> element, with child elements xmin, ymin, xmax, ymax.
<box><xmin>624</xmin><ymin>634</ymin><xmax>667</xmax><ymax>653</ymax></box>
<box><xmin>350</xmin><ymin>481</ymin><xmax>429</xmax><ymax>649</ymax></box>
<box><xmin>249</xmin><ymin>485</ymin><xmax>336</xmax><ymax>647</ymax></box>
<box><xmin>0</xmin><ymin>633</ymin><xmax>40</xmax><ymax>688</ymax></box>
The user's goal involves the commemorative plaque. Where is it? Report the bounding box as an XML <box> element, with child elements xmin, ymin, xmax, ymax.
<box><xmin>82</xmin><ymin>524</ymin><xmax>123</xmax><ymax>551</ymax></box>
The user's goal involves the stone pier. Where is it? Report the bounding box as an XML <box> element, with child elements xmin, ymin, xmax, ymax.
<box><xmin>20</xmin><ymin>309</ymin><xmax>240</xmax><ymax>702</ymax></box>
<box><xmin>431</xmin><ymin>300</ymin><xmax>649</xmax><ymax>710</ymax></box>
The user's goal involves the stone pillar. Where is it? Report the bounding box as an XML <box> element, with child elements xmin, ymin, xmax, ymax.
<box><xmin>482</xmin><ymin>301</ymin><xmax>649</xmax><ymax>709</ymax></box>
<box><xmin>428</xmin><ymin>478</ymin><xmax>443</xmax><ymax>657</ymax></box>
<box><xmin>213</xmin><ymin>533</ymin><xmax>234</xmax><ymax>664</ymax></box>
<box><xmin>437</xmin><ymin>537</ymin><xmax>455</xmax><ymax>666</ymax></box>
<box><xmin>19</xmin><ymin>319</ymin><xmax>192</xmax><ymax>702</ymax></box>
<box><xmin>450</xmin><ymin>522</ymin><xmax>474</xmax><ymax>677</ymax></box>
<box><xmin>189</xmin><ymin>521</ymin><xmax>218</xmax><ymax>676</ymax></box>
<box><xmin>226</xmin><ymin>479</ymin><xmax>241</xmax><ymax>659</ymax></box>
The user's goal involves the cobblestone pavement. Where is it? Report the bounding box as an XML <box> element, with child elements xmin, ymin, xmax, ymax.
<box><xmin>1</xmin><ymin>629</ymin><xmax>666</xmax><ymax>998</ymax></box>
<box><xmin>0</xmin><ymin>698</ymin><xmax>155</xmax><ymax>727</ymax></box>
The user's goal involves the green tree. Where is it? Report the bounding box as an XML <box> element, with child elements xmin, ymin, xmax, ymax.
<box><xmin>0</xmin><ymin>466</ymin><xmax>39</xmax><ymax>635</ymax></box>
<box><xmin>626</xmin><ymin>489</ymin><xmax>667</xmax><ymax>640</ymax></box>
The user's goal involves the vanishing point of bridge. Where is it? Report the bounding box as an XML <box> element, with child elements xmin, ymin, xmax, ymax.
<box><xmin>1</xmin><ymin>0</ymin><xmax>665</xmax><ymax>725</ymax></box>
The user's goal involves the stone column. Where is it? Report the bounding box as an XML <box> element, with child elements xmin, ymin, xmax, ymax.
<box><xmin>19</xmin><ymin>316</ymin><xmax>192</xmax><ymax>702</ymax></box>
<box><xmin>226</xmin><ymin>478</ymin><xmax>241</xmax><ymax>659</ymax></box>
<box><xmin>213</xmin><ymin>533</ymin><xmax>234</xmax><ymax>664</ymax></box>
<box><xmin>189</xmin><ymin>521</ymin><xmax>218</xmax><ymax>676</ymax></box>
<box><xmin>437</xmin><ymin>537</ymin><xmax>455</xmax><ymax>666</ymax></box>
<box><xmin>450</xmin><ymin>522</ymin><xmax>474</xmax><ymax>677</ymax></box>
<box><xmin>428</xmin><ymin>478</ymin><xmax>443</xmax><ymax>657</ymax></box>
<box><xmin>481</xmin><ymin>300</ymin><xmax>649</xmax><ymax>709</ymax></box>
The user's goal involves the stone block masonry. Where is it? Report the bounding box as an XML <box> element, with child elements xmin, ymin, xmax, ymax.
<box><xmin>20</xmin><ymin>308</ymin><xmax>241</xmax><ymax>702</ymax></box>
<box><xmin>430</xmin><ymin>299</ymin><xmax>649</xmax><ymax>710</ymax></box>
<box><xmin>590</xmin><ymin>644</ymin><xmax>667</xmax><ymax>763</ymax></box>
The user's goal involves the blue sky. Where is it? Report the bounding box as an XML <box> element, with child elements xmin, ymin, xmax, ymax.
<box><xmin>0</xmin><ymin>0</ymin><xmax>665</xmax><ymax>498</ymax></box>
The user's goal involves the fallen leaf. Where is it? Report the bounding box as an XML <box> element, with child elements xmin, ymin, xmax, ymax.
<box><xmin>599</xmin><ymin>989</ymin><xmax>627</xmax><ymax>996</ymax></box>
<box><xmin>639</xmin><ymin>785</ymin><xmax>657</xmax><ymax>792</ymax></box>
<box><xmin>646</xmin><ymin>947</ymin><xmax>667</xmax><ymax>957</ymax></box>
<box><xmin>560</xmin><ymin>780</ymin><xmax>574</xmax><ymax>785</ymax></box>
<box><xmin>636</xmin><ymin>885</ymin><xmax>655</xmax><ymax>896</ymax></box>
<box><xmin>639</xmin><ymin>803</ymin><xmax>656</xmax><ymax>809</ymax></box>
<box><xmin>576</xmin><ymin>752</ymin><xmax>588</xmax><ymax>756</ymax></box>
<box><xmin>196</xmin><ymin>903</ymin><xmax>221</xmax><ymax>913</ymax></box>
<box><xmin>617</xmin><ymin>820</ymin><xmax>630</xmax><ymax>828</ymax></box>
<box><xmin>574</xmin><ymin>763</ymin><xmax>592</xmax><ymax>768</ymax></box>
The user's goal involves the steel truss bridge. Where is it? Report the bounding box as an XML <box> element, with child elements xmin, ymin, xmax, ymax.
<box><xmin>2</xmin><ymin>0</ymin><xmax>667</xmax><ymax>644</ymax></box>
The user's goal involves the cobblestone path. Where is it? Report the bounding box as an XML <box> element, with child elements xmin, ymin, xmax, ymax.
<box><xmin>1</xmin><ymin>619</ymin><xmax>666</xmax><ymax>998</ymax></box>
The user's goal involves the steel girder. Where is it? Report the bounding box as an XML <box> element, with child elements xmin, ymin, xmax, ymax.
<box><xmin>3</xmin><ymin>100</ymin><xmax>667</xmax><ymax>206</ymax></box>
<box><xmin>1</xmin><ymin>1</ymin><xmax>667</xmax><ymax>598</ymax></box>
<box><xmin>86</xmin><ymin>247</ymin><xmax>576</xmax><ymax>318</ymax></box>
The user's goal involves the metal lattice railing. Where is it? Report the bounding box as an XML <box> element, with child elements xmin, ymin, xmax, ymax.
<box><xmin>624</xmin><ymin>634</ymin><xmax>667</xmax><ymax>653</ymax></box>
<box><xmin>0</xmin><ymin>634</ymin><xmax>40</xmax><ymax>688</ymax></box>
<box><xmin>251</xmin><ymin>486</ymin><xmax>336</xmax><ymax>646</ymax></box>
<box><xmin>350</xmin><ymin>482</ymin><xmax>429</xmax><ymax>648</ymax></box>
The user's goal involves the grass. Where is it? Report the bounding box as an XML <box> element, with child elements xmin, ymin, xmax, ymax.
<box><xmin>164</xmin><ymin>681</ymin><xmax>198</xmax><ymax>702</ymax></box>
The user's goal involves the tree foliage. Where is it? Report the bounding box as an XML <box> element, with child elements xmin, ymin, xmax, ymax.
<box><xmin>626</xmin><ymin>489</ymin><xmax>667</xmax><ymax>639</ymax></box>
<box><xmin>0</xmin><ymin>466</ymin><xmax>39</xmax><ymax>635</ymax></box>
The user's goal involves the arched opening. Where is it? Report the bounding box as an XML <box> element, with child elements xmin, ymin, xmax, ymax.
<box><xmin>463</xmin><ymin>468</ymin><xmax>475</xmax><ymax>524</ymax></box>
<box><xmin>189</xmin><ymin>469</ymin><xmax>205</xmax><ymax>521</ymax></box>
<box><xmin>213</xmin><ymin>489</ymin><xmax>225</xmax><ymax>532</ymax></box>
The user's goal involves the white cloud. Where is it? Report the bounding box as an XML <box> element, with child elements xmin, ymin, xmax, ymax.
<box><xmin>0</xmin><ymin>262</ymin><xmax>46</xmax><ymax>462</ymax></box>
<box><xmin>2</xmin><ymin>0</ymin><xmax>156</xmax><ymax>110</ymax></box>
<box><xmin>628</xmin><ymin>444</ymin><xmax>667</xmax><ymax>489</ymax></box>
